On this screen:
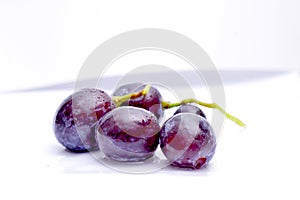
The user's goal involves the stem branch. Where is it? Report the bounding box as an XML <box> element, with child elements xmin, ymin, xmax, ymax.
<box><xmin>112</xmin><ymin>84</ymin><xmax>245</xmax><ymax>128</ymax></box>
<box><xmin>162</xmin><ymin>98</ymin><xmax>246</xmax><ymax>127</ymax></box>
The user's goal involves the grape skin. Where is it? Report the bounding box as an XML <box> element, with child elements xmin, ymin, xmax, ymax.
<box><xmin>96</xmin><ymin>106</ymin><xmax>160</xmax><ymax>162</ymax></box>
<box><xmin>53</xmin><ymin>88</ymin><xmax>116</xmax><ymax>152</ymax></box>
<box><xmin>173</xmin><ymin>104</ymin><xmax>206</xmax><ymax>119</ymax></box>
<box><xmin>112</xmin><ymin>82</ymin><xmax>143</xmax><ymax>97</ymax></box>
<box><xmin>129</xmin><ymin>84</ymin><xmax>164</xmax><ymax>121</ymax></box>
<box><xmin>112</xmin><ymin>83</ymin><xmax>164</xmax><ymax>121</ymax></box>
<box><xmin>159</xmin><ymin>113</ymin><xmax>216</xmax><ymax>169</ymax></box>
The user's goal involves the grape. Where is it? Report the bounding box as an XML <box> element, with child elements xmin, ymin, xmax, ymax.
<box><xmin>112</xmin><ymin>83</ymin><xmax>164</xmax><ymax>121</ymax></box>
<box><xmin>112</xmin><ymin>82</ymin><xmax>142</xmax><ymax>97</ymax></box>
<box><xmin>129</xmin><ymin>84</ymin><xmax>163</xmax><ymax>120</ymax></box>
<box><xmin>159</xmin><ymin>113</ymin><xmax>216</xmax><ymax>169</ymax></box>
<box><xmin>95</xmin><ymin>106</ymin><xmax>160</xmax><ymax>162</ymax></box>
<box><xmin>173</xmin><ymin>104</ymin><xmax>206</xmax><ymax>119</ymax></box>
<box><xmin>53</xmin><ymin>88</ymin><xmax>116</xmax><ymax>152</ymax></box>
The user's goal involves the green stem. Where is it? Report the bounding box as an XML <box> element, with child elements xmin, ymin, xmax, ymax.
<box><xmin>112</xmin><ymin>84</ymin><xmax>245</xmax><ymax>128</ymax></box>
<box><xmin>162</xmin><ymin>98</ymin><xmax>246</xmax><ymax>127</ymax></box>
<box><xmin>112</xmin><ymin>84</ymin><xmax>151</xmax><ymax>107</ymax></box>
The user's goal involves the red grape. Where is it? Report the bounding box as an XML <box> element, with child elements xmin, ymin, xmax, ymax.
<box><xmin>53</xmin><ymin>88</ymin><xmax>116</xmax><ymax>152</ymax></box>
<box><xmin>95</xmin><ymin>106</ymin><xmax>160</xmax><ymax>162</ymax></box>
<box><xmin>159</xmin><ymin>113</ymin><xmax>216</xmax><ymax>169</ymax></box>
<box><xmin>112</xmin><ymin>83</ymin><xmax>164</xmax><ymax>121</ymax></box>
<box><xmin>173</xmin><ymin>104</ymin><xmax>206</xmax><ymax>118</ymax></box>
<box><xmin>112</xmin><ymin>82</ymin><xmax>143</xmax><ymax>97</ymax></box>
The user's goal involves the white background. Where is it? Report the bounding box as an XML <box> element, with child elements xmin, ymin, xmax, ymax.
<box><xmin>1</xmin><ymin>0</ymin><xmax>300</xmax><ymax>91</ymax></box>
<box><xmin>0</xmin><ymin>1</ymin><xmax>300</xmax><ymax>200</ymax></box>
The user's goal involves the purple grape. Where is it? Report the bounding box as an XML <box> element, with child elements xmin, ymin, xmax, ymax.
<box><xmin>159</xmin><ymin>113</ymin><xmax>216</xmax><ymax>169</ymax></box>
<box><xmin>112</xmin><ymin>83</ymin><xmax>164</xmax><ymax>121</ymax></box>
<box><xmin>174</xmin><ymin>104</ymin><xmax>206</xmax><ymax>119</ymax></box>
<box><xmin>53</xmin><ymin>88</ymin><xmax>116</xmax><ymax>152</ymax></box>
<box><xmin>112</xmin><ymin>82</ymin><xmax>143</xmax><ymax>97</ymax></box>
<box><xmin>95</xmin><ymin>106</ymin><xmax>160</xmax><ymax>162</ymax></box>
<box><xmin>129</xmin><ymin>84</ymin><xmax>163</xmax><ymax>120</ymax></box>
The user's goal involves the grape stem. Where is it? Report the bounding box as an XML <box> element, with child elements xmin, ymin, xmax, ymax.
<box><xmin>162</xmin><ymin>99</ymin><xmax>246</xmax><ymax>127</ymax></box>
<box><xmin>112</xmin><ymin>84</ymin><xmax>245</xmax><ymax>127</ymax></box>
<box><xmin>112</xmin><ymin>84</ymin><xmax>151</xmax><ymax>107</ymax></box>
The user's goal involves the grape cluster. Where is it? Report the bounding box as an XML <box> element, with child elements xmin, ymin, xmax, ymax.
<box><xmin>53</xmin><ymin>83</ymin><xmax>244</xmax><ymax>170</ymax></box>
